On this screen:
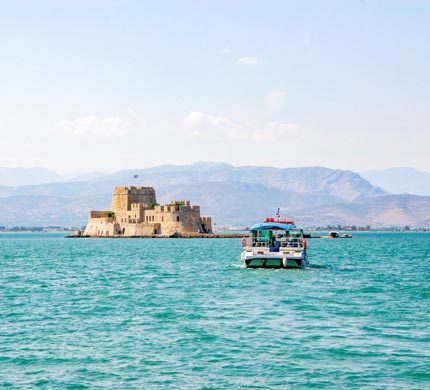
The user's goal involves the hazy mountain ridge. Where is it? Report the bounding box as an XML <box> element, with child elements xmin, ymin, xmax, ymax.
<box><xmin>297</xmin><ymin>194</ymin><xmax>430</xmax><ymax>227</ymax></box>
<box><xmin>0</xmin><ymin>194</ymin><xmax>111</xmax><ymax>228</ymax></box>
<box><xmin>361</xmin><ymin>167</ymin><xmax>430</xmax><ymax>196</ymax></box>
<box><xmin>0</xmin><ymin>167</ymin><xmax>64</xmax><ymax>187</ymax></box>
<box><xmin>0</xmin><ymin>163</ymin><xmax>428</xmax><ymax>227</ymax></box>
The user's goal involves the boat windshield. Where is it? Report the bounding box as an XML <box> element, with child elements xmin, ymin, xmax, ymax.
<box><xmin>250</xmin><ymin>228</ymin><xmax>304</xmax><ymax>248</ymax></box>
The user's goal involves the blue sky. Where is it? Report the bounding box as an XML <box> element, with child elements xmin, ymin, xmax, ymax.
<box><xmin>1</xmin><ymin>1</ymin><xmax>429</xmax><ymax>173</ymax></box>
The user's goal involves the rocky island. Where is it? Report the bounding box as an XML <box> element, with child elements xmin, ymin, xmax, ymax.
<box><xmin>81</xmin><ymin>186</ymin><xmax>213</xmax><ymax>237</ymax></box>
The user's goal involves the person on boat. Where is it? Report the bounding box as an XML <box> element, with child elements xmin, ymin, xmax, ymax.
<box><xmin>269</xmin><ymin>236</ymin><xmax>280</xmax><ymax>252</ymax></box>
<box><xmin>241</xmin><ymin>236</ymin><xmax>247</xmax><ymax>247</ymax></box>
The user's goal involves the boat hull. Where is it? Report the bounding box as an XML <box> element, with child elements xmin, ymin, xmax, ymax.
<box><xmin>242</xmin><ymin>254</ymin><xmax>307</xmax><ymax>269</ymax></box>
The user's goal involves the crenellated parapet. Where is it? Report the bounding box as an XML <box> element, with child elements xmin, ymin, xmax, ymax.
<box><xmin>170</xmin><ymin>200</ymin><xmax>190</xmax><ymax>206</ymax></box>
<box><xmin>89</xmin><ymin>211</ymin><xmax>111</xmax><ymax>218</ymax></box>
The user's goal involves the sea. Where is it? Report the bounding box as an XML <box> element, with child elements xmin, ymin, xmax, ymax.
<box><xmin>1</xmin><ymin>232</ymin><xmax>429</xmax><ymax>389</ymax></box>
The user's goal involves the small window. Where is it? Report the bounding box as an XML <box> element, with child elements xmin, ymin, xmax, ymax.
<box><xmin>177</xmin><ymin>216</ymin><xmax>180</xmax><ymax>222</ymax></box>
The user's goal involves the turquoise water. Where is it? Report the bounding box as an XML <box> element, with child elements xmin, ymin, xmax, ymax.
<box><xmin>1</xmin><ymin>232</ymin><xmax>429</xmax><ymax>389</ymax></box>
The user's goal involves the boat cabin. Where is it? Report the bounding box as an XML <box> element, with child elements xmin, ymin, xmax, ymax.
<box><xmin>250</xmin><ymin>224</ymin><xmax>305</xmax><ymax>252</ymax></box>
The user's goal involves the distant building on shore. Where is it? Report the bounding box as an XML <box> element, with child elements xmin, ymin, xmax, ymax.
<box><xmin>83</xmin><ymin>186</ymin><xmax>212</xmax><ymax>237</ymax></box>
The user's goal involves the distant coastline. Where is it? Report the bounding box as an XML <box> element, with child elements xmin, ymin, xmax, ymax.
<box><xmin>0</xmin><ymin>226</ymin><xmax>77</xmax><ymax>233</ymax></box>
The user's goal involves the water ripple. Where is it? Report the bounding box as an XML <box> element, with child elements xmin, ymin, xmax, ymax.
<box><xmin>1</xmin><ymin>232</ymin><xmax>429</xmax><ymax>389</ymax></box>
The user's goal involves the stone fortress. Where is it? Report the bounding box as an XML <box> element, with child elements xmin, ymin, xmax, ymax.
<box><xmin>83</xmin><ymin>186</ymin><xmax>213</xmax><ymax>237</ymax></box>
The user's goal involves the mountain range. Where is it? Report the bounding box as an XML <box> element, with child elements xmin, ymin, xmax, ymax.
<box><xmin>0</xmin><ymin>163</ymin><xmax>429</xmax><ymax>228</ymax></box>
<box><xmin>360</xmin><ymin>167</ymin><xmax>430</xmax><ymax>196</ymax></box>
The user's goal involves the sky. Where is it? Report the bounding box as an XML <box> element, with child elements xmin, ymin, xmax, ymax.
<box><xmin>0</xmin><ymin>0</ymin><xmax>429</xmax><ymax>174</ymax></box>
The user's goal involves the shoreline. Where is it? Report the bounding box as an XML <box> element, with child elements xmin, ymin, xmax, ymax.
<box><xmin>65</xmin><ymin>232</ymin><xmax>244</xmax><ymax>239</ymax></box>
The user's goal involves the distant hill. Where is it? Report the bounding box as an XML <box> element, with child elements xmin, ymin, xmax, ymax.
<box><xmin>0</xmin><ymin>194</ymin><xmax>110</xmax><ymax>228</ymax></box>
<box><xmin>361</xmin><ymin>167</ymin><xmax>430</xmax><ymax>196</ymax></box>
<box><xmin>297</xmin><ymin>194</ymin><xmax>430</xmax><ymax>227</ymax></box>
<box><xmin>66</xmin><ymin>171</ymin><xmax>110</xmax><ymax>182</ymax></box>
<box><xmin>0</xmin><ymin>167</ymin><xmax>63</xmax><ymax>187</ymax></box>
<box><xmin>0</xmin><ymin>162</ymin><xmax>429</xmax><ymax>228</ymax></box>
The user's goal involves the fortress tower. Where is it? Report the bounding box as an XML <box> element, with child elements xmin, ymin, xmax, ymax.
<box><xmin>111</xmin><ymin>186</ymin><xmax>156</xmax><ymax>216</ymax></box>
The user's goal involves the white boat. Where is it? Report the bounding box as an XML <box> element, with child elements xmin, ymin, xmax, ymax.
<box><xmin>323</xmin><ymin>231</ymin><xmax>352</xmax><ymax>238</ymax></box>
<box><xmin>241</xmin><ymin>217</ymin><xmax>308</xmax><ymax>269</ymax></box>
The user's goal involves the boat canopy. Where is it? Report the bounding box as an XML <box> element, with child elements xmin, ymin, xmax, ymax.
<box><xmin>250</xmin><ymin>222</ymin><xmax>296</xmax><ymax>232</ymax></box>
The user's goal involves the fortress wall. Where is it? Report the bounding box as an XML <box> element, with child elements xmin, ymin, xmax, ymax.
<box><xmin>129</xmin><ymin>203</ymin><xmax>145</xmax><ymax>221</ymax></box>
<box><xmin>123</xmin><ymin>223</ymin><xmax>137</xmax><ymax>237</ymax></box>
<box><xmin>143</xmin><ymin>210</ymin><xmax>158</xmax><ymax>223</ymax></box>
<box><xmin>83</xmin><ymin>219</ymin><xmax>119</xmax><ymax>237</ymax></box>
<box><xmin>163</xmin><ymin>212</ymin><xmax>179</xmax><ymax>223</ymax></box>
<box><xmin>123</xmin><ymin>222</ymin><xmax>160</xmax><ymax>236</ymax></box>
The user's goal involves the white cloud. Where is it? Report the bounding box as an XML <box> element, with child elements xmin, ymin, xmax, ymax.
<box><xmin>184</xmin><ymin>111</ymin><xmax>240</xmax><ymax>138</ymax></box>
<box><xmin>265</xmin><ymin>90</ymin><xmax>286</xmax><ymax>110</ymax></box>
<box><xmin>56</xmin><ymin>114</ymin><xmax>136</xmax><ymax>137</ymax></box>
<box><xmin>184</xmin><ymin>111</ymin><xmax>297</xmax><ymax>142</ymax></box>
<box><xmin>237</xmin><ymin>57</ymin><xmax>263</xmax><ymax>65</ymax></box>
